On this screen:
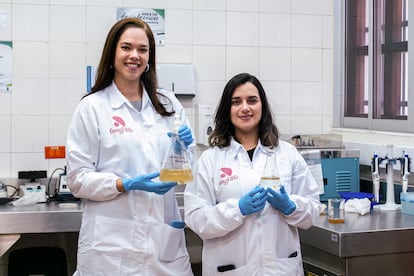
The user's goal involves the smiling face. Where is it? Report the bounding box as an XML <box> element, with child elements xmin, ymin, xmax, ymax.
<box><xmin>230</xmin><ymin>82</ymin><xmax>262</xmax><ymax>137</ymax></box>
<box><xmin>113</xmin><ymin>27</ymin><xmax>149</xmax><ymax>86</ymax></box>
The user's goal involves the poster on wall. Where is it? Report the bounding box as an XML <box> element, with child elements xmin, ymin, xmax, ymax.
<box><xmin>116</xmin><ymin>8</ymin><xmax>165</xmax><ymax>46</ymax></box>
<box><xmin>0</xmin><ymin>41</ymin><xmax>12</xmax><ymax>93</ymax></box>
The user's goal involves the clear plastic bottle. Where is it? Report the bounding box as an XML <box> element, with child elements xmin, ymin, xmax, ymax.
<box><xmin>260</xmin><ymin>153</ymin><xmax>281</xmax><ymax>190</ymax></box>
<box><xmin>160</xmin><ymin>115</ymin><xmax>193</xmax><ymax>184</ymax></box>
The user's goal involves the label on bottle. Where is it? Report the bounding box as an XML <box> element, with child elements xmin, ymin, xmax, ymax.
<box><xmin>260</xmin><ymin>177</ymin><xmax>281</xmax><ymax>190</ymax></box>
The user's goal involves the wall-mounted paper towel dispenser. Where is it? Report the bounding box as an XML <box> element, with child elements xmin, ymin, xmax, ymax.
<box><xmin>157</xmin><ymin>63</ymin><xmax>196</xmax><ymax>98</ymax></box>
<box><xmin>195</xmin><ymin>104</ymin><xmax>214</xmax><ymax>146</ymax></box>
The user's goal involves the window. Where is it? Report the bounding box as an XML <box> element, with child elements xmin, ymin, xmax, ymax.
<box><xmin>335</xmin><ymin>0</ymin><xmax>412</xmax><ymax>132</ymax></box>
<box><xmin>345</xmin><ymin>0</ymin><xmax>369</xmax><ymax>118</ymax></box>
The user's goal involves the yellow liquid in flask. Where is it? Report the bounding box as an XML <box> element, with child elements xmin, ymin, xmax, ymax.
<box><xmin>159</xmin><ymin>169</ymin><xmax>193</xmax><ymax>185</ymax></box>
<box><xmin>260</xmin><ymin>177</ymin><xmax>281</xmax><ymax>190</ymax></box>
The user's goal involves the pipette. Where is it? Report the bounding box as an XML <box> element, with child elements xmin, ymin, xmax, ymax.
<box><xmin>371</xmin><ymin>153</ymin><xmax>381</xmax><ymax>203</ymax></box>
<box><xmin>401</xmin><ymin>153</ymin><xmax>410</xmax><ymax>193</ymax></box>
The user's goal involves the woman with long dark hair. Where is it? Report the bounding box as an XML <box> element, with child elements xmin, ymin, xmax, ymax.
<box><xmin>66</xmin><ymin>18</ymin><xmax>194</xmax><ymax>275</ymax></box>
<box><xmin>185</xmin><ymin>73</ymin><xmax>320</xmax><ymax>275</ymax></box>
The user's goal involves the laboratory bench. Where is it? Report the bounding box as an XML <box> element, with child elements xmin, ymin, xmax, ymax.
<box><xmin>3</xmin><ymin>191</ymin><xmax>414</xmax><ymax>276</ymax></box>
<box><xmin>0</xmin><ymin>201</ymin><xmax>82</xmax><ymax>274</ymax></box>
<box><xmin>0</xmin><ymin>199</ymin><xmax>203</xmax><ymax>275</ymax></box>
<box><xmin>299</xmin><ymin>209</ymin><xmax>414</xmax><ymax>276</ymax></box>
<box><xmin>0</xmin><ymin>201</ymin><xmax>82</xmax><ymax>257</ymax></box>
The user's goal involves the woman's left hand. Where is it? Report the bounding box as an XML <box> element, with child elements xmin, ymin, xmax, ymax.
<box><xmin>267</xmin><ymin>186</ymin><xmax>296</xmax><ymax>215</ymax></box>
<box><xmin>168</xmin><ymin>124</ymin><xmax>193</xmax><ymax>148</ymax></box>
<box><xmin>177</xmin><ymin>125</ymin><xmax>193</xmax><ymax>147</ymax></box>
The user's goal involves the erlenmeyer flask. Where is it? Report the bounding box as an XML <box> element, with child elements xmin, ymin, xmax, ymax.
<box><xmin>160</xmin><ymin>116</ymin><xmax>193</xmax><ymax>185</ymax></box>
<box><xmin>259</xmin><ymin>153</ymin><xmax>281</xmax><ymax>190</ymax></box>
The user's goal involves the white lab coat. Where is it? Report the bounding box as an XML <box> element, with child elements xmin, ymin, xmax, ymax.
<box><xmin>184</xmin><ymin>139</ymin><xmax>321</xmax><ymax>276</ymax></box>
<box><xmin>66</xmin><ymin>82</ymin><xmax>193</xmax><ymax>276</ymax></box>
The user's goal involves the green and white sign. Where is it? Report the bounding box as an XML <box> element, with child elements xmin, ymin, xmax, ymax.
<box><xmin>0</xmin><ymin>41</ymin><xmax>12</xmax><ymax>93</ymax></box>
<box><xmin>117</xmin><ymin>8</ymin><xmax>165</xmax><ymax>46</ymax></box>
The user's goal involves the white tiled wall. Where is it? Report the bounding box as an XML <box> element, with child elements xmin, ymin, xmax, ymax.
<box><xmin>0</xmin><ymin>0</ymin><xmax>334</xmax><ymax>178</ymax></box>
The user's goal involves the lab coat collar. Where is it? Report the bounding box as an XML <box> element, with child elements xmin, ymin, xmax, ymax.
<box><xmin>229</xmin><ymin>138</ymin><xmax>274</xmax><ymax>159</ymax></box>
<box><xmin>109</xmin><ymin>81</ymin><xmax>152</xmax><ymax>110</ymax></box>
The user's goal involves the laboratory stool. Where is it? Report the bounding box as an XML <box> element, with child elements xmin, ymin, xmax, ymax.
<box><xmin>8</xmin><ymin>246</ymin><xmax>68</xmax><ymax>276</ymax></box>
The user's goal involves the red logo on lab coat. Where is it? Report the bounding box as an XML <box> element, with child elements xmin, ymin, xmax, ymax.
<box><xmin>112</xmin><ymin>116</ymin><xmax>125</xmax><ymax>127</ymax></box>
<box><xmin>219</xmin><ymin>167</ymin><xmax>239</xmax><ymax>185</ymax></box>
<box><xmin>109</xmin><ymin>116</ymin><xmax>133</xmax><ymax>134</ymax></box>
<box><xmin>220</xmin><ymin>168</ymin><xmax>232</xmax><ymax>178</ymax></box>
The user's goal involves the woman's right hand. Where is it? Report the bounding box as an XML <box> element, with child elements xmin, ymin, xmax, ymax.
<box><xmin>238</xmin><ymin>186</ymin><xmax>268</xmax><ymax>215</ymax></box>
<box><xmin>121</xmin><ymin>172</ymin><xmax>176</xmax><ymax>194</ymax></box>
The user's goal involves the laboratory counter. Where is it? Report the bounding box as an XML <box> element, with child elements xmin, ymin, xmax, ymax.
<box><xmin>299</xmin><ymin>209</ymin><xmax>414</xmax><ymax>276</ymax></box>
<box><xmin>0</xmin><ymin>201</ymin><xmax>82</xmax><ymax>257</ymax></box>
<box><xmin>2</xmin><ymin>200</ymin><xmax>414</xmax><ymax>275</ymax></box>
<box><xmin>0</xmin><ymin>200</ymin><xmax>203</xmax><ymax>266</ymax></box>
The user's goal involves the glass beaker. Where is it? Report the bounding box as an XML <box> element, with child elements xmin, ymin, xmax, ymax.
<box><xmin>159</xmin><ymin>116</ymin><xmax>193</xmax><ymax>185</ymax></box>
<box><xmin>328</xmin><ymin>198</ymin><xmax>345</xmax><ymax>223</ymax></box>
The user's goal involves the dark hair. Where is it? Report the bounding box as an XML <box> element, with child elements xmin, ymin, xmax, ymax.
<box><xmin>84</xmin><ymin>17</ymin><xmax>173</xmax><ymax>116</ymax></box>
<box><xmin>209</xmin><ymin>73</ymin><xmax>279</xmax><ymax>148</ymax></box>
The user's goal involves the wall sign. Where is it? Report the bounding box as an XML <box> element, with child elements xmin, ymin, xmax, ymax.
<box><xmin>116</xmin><ymin>8</ymin><xmax>165</xmax><ymax>46</ymax></box>
<box><xmin>0</xmin><ymin>41</ymin><xmax>12</xmax><ymax>93</ymax></box>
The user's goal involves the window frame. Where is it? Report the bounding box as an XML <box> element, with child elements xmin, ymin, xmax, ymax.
<box><xmin>334</xmin><ymin>0</ymin><xmax>414</xmax><ymax>133</ymax></box>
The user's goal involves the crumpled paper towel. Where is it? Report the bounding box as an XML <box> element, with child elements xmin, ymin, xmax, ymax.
<box><xmin>11</xmin><ymin>193</ymin><xmax>45</xmax><ymax>206</ymax></box>
<box><xmin>344</xmin><ymin>198</ymin><xmax>371</xmax><ymax>215</ymax></box>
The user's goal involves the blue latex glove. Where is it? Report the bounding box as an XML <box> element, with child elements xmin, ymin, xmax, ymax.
<box><xmin>170</xmin><ymin>220</ymin><xmax>185</xmax><ymax>229</ymax></box>
<box><xmin>239</xmin><ymin>186</ymin><xmax>268</xmax><ymax>216</ymax></box>
<box><xmin>178</xmin><ymin>125</ymin><xmax>193</xmax><ymax>147</ymax></box>
<box><xmin>122</xmin><ymin>172</ymin><xmax>176</xmax><ymax>195</ymax></box>
<box><xmin>168</xmin><ymin>125</ymin><xmax>193</xmax><ymax>148</ymax></box>
<box><xmin>267</xmin><ymin>186</ymin><xmax>296</xmax><ymax>215</ymax></box>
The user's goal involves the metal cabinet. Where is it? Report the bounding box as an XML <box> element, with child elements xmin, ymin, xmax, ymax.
<box><xmin>319</xmin><ymin>150</ymin><xmax>360</xmax><ymax>202</ymax></box>
<box><xmin>299</xmin><ymin>211</ymin><xmax>414</xmax><ymax>276</ymax></box>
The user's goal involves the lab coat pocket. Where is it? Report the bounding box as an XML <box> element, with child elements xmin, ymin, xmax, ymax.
<box><xmin>92</xmin><ymin>216</ymin><xmax>134</xmax><ymax>255</ymax></box>
<box><xmin>77</xmin><ymin>252</ymin><xmax>122</xmax><ymax>275</ymax></box>
<box><xmin>157</xmin><ymin>223</ymin><xmax>186</xmax><ymax>261</ymax></box>
<box><xmin>274</xmin><ymin>256</ymin><xmax>301</xmax><ymax>275</ymax></box>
